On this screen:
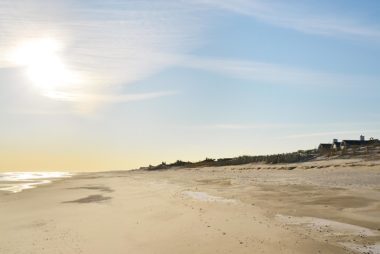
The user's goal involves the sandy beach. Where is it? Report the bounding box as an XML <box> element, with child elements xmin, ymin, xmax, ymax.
<box><xmin>1</xmin><ymin>158</ymin><xmax>380</xmax><ymax>254</ymax></box>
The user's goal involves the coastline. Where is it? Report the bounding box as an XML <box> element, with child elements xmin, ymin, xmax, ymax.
<box><xmin>0</xmin><ymin>172</ymin><xmax>74</xmax><ymax>193</ymax></box>
<box><xmin>1</xmin><ymin>159</ymin><xmax>379</xmax><ymax>254</ymax></box>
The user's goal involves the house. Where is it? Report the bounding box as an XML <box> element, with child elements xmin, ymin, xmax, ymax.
<box><xmin>340</xmin><ymin>135</ymin><xmax>377</xmax><ymax>150</ymax></box>
<box><xmin>318</xmin><ymin>143</ymin><xmax>332</xmax><ymax>153</ymax></box>
<box><xmin>318</xmin><ymin>138</ymin><xmax>340</xmax><ymax>153</ymax></box>
<box><xmin>332</xmin><ymin>139</ymin><xmax>341</xmax><ymax>150</ymax></box>
<box><xmin>341</xmin><ymin>140</ymin><xmax>366</xmax><ymax>150</ymax></box>
<box><xmin>318</xmin><ymin>135</ymin><xmax>379</xmax><ymax>154</ymax></box>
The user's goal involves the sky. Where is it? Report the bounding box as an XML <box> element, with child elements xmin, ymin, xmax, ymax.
<box><xmin>0</xmin><ymin>0</ymin><xmax>380</xmax><ymax>171</ymax></box>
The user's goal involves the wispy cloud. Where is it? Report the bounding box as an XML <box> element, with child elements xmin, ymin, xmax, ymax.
<box><xmin>192</xmin><ymin>0</ymin><xmax>380</xmax><ymax>40</ymax></box>
<box><xmin>181</xmin><ymin>56</ymin><xmax>379</xmax><ymax>87</ymax></box>
<box><xmin>43</xmin><ymin>91</ymin><xmax>177</xmax><ymax>103</ymax></box>
<box><xmin>44</xmin><ymin>90</ymin><xmax>178</xmax><ymax>113</ymax></box>
<box><xmin>0</xmin><ymin>1</ymin><xmax>202</xmax><ymax>111</ymax></box>
<box><xmin>1</xmin><ymin>0</ymin><xmax>379</xmax><ymax>114</ymax></box>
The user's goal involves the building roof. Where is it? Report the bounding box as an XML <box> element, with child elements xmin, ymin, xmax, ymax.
<box><xmin>342</xmin><ymin>140</ymin><xmax>371</xmax><ymax>146</ymax></box>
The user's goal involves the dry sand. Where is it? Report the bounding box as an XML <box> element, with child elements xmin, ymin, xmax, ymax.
<box><xmin>0</xmin><ymin>158</ymin><xmax>379</xmax><ymax>253</ymax></box>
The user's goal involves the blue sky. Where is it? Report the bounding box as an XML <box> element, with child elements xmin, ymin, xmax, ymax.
<box><xmin>0</xmin><ymin>0</ymin><xmax>380</xmax><ymax>171</ymax></box>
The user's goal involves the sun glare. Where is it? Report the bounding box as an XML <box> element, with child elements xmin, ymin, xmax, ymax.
<box><xmin>8</xmin><ymin>38</ymin><xmax>80</xmax><ymax>93</ymax></box>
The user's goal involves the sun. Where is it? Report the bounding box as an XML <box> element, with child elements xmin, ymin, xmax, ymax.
<box><xmin>8</xmin><ymin>38</ymin><xmax>79</xmax><ymax>93</ymax></box>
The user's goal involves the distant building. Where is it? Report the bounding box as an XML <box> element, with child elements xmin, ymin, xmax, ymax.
<box><xmin>318</xmin><ymin>143</ymin><xmax>332</xmax><ymax>153</ymax></box>
<box><xmin>318</xmin><ymin>138</ymin><xmax>340</xmax><ymax>153</ymax></box>
<box><xmin>341</xmin><ymin>136</ymin><xmax>379</xmax><ymax>150</ymax></box>
<box><xmin>332</xmin><ymin>140</ymin><xmax>342</xmax><ymax>150</ymax></box>
<box><xmin>318</xmin><ymin>135</ymin><xmax>379</xmax><ymax>154</ymax></box>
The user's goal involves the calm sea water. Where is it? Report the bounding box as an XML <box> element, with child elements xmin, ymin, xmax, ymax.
<box><xmin>0</xmin><ymin>172</ymin><xmax>73</xmax><ymax>193</ymax></box>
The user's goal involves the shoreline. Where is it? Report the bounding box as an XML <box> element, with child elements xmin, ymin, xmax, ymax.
<box><xmin>1</xmin><ymin>159</ymin><xmax>379</xmax><ymax>253</ymax></box>
<box><xmin>0</xmin><ymin>172</ymin><xmax>74</xmax><ymax>193</ymax></box>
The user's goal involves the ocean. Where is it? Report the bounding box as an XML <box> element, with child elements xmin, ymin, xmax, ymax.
<box><xmin>0</xmin><ymin>172</ymin><xmax>73</xmax><ymax>193</ymax></box>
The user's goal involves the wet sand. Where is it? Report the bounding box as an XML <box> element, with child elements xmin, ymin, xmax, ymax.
<box><xmin>0</xmin><ymin>158</ymin><xmax>379</xmax><ymax>253</ymax></box>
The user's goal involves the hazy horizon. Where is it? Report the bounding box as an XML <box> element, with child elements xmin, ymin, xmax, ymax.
<box><xmin>1</xmin><ymin>0</ymin><xmax>380</xmax><ymax>171</ymax></box>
